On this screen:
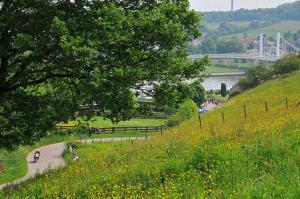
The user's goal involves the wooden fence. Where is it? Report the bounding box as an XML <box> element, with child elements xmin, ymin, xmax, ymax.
<box><xmin>89</xmin><ymin>126</ymin><xmax>166</xmax><ymax>134</ymax></box>
<box><xmin>57</xmin><ymin>125</ymin><xmax>167</xmax><ymax>135</ymax></box>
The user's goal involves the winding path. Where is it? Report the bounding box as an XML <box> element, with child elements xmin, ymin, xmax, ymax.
<box><xmin>0</xmin><ymin>136</ymin><xmax>147</xmax><ymax>190</ymax></box>
<box><xmin>0</xmin><ymin>142</ymin><xmax>66</xmax><ymax>190</ymax></box>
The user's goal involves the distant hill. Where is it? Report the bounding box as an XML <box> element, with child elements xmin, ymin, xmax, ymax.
<box><xmin>203</xmin><ymin>1</ymin><xmax>300</xmax><ymax>23</ymax></box>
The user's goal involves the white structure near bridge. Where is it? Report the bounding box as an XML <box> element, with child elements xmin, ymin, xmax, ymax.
<box><xmin>189</xmin><ymin>33</ymin><xmax>299</xmax><ymax>62</ymax></box>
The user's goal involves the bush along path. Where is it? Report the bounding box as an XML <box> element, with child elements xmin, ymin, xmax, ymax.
<box><xmin>0</xmin><ymin>136</ymin><xmax>149</xmax><ymax>190</ymax></box>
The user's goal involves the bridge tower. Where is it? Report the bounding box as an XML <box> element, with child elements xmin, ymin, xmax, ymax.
<box><xmin>231</xmin><ymin>0</ymin><xmax>234</xmax><ymax>12</ymax></box>
<box><xmin>276</xmin><ymin>32</ymin><xmax>281</xmax><ymax>57</ymax></box>
<box><xmin>259</xmin><ymin>33</ymin><xmax>264</xmax><ymax>57</ymax></box>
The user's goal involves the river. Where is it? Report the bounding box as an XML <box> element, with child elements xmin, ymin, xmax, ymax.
<box><xmin>202</xmin><ymin>74</ymin><xmax>242</xmax><ymax>91</ymax></box>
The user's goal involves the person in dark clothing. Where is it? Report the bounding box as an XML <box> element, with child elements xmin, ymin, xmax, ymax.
<box><xmin>33</xmin><ymin>151</ymin><xmax>40</xmax><ymax>163</ymax></box>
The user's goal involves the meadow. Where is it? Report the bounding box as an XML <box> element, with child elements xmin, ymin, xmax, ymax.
<box><xmin>1</xmin><ymin>70</ymin><xmax>299</xmax><ymax>198</ymax></box>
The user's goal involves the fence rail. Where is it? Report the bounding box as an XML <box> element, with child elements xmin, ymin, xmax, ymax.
<box><xmin>57</xmin><ymin>125</ymin><xmax>167</xmax><ymax>135</ymax></box>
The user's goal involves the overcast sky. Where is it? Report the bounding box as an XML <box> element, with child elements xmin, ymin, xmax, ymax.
<box><xmin>190</xmin><ymin>0</ymin><xmax>298</xmax><ymax>11</ymax></box>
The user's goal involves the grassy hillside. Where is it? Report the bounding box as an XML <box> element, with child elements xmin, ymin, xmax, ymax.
<box><xmin>204</xmin><ymin>21</ymin><xmax>251</xmax><ymax>31</ymax></box>
<box><xmin>1</xmin><ymin>71</ymin><xmax>300</xmax><ymax>198</ymax></box>
<box><xmin>223</xmin><ymin>20</ymin><xmax>300</xmax><ymax>39</ymax></box>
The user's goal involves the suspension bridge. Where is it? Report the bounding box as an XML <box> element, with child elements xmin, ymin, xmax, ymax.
<box><xmin>189</xmin><ymin>33</ymin><xmax>300</xmax><ymax>62</ymax></box>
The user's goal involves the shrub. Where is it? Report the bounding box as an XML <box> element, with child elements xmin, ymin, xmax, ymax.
<box><xmin>221</xmin><ymin>83</ymin><xmax>227</xmax><ymax>97</ymax></box>
<box><xmin>166</xmin><ymin>99</ymin><xmax>198</xmax><ymax>127</ymax></box>
<box><xmin>66</xmin><ymin>134</ymin><xmax>81</xmax><ymax>149</ymax></box>
<box><xmin>273</xmin><ymin>54</ymin><xmax>300</xmax><ymax>75</ymax></box>
<box><xmin>177</xmin><ymin>99</ymin><xmax>198</xmax><ymax>121</ymax></box>
<box><xmin>191</xmin><ymin>81</ymin><xmax>205</xmax><ymax>107</ymax></box>
<box><xmin>166</xmin><ymin>115</ymin><xmax>180</xmax><ymax>127</ymax></box>
<box><xmin>237</xmin><ymin>65</ymin><xmax>272</xmax><ymax>90</ymax></box>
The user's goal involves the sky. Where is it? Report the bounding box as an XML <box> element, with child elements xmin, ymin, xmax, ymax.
<box><xmin>189</xmin><ymin>0</ymin><xmax>298</xmax><ymax>12</ymax></box>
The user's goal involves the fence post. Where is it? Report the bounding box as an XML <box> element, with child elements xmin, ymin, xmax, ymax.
<box><xmin>265</xmin><ymin>101</ymin><xmax>268</xmax><ymax>112</ymax></box>
<box><xmin>286</xmin><ymin>96</ymin><xmax>288</xmax><ymax>110</ymax></box>
<box><xmin>125</xmin><ymin>127</ymin><xmax>127</xmax><ymax>133</ymax></box>
<box><xmin>160</xmin><ymin>125</ymin><xmax>163</xmax><ymax>135</ymax></box>
<box><xmin>244</xmin><ymin>105</ymin><xmax>247</xmax><ymax>119</ymax></box>
<box><xmin>198</xmin><ymin>114</ymin><xmax>202</xmax><ymax>128</ymax></box>
<box><xmin>222</xmin><ymin>111</ymin><xmax>225</xmax><ymax>123</ymax></box>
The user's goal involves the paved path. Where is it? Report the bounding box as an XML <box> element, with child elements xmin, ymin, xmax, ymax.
<box><xmin>0</xmin><ymin>136</ymin><xmax>147</xmax><ymax>190</ymax></box>
<box><xmin>207</xmin><ymin>103</ymin><xmax>217</xmax><ymax>111</ymax></box>
<box><xmin>0</xmin><ymin>142</ymin><xmax>66</xmax><ymax>190</ymax></box>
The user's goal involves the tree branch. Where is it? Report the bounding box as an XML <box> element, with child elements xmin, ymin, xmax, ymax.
<box><xmin>1</xmin><ymin>73</ymin><xmax>88</xmax><ymax>93</ymax></box>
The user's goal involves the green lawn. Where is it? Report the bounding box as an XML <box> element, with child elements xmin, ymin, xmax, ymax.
<box><xmin>0</xmin><ymin>149</ymin><xmax>28</xmax><ymax>185</ymax></box>
<box><xmin>88</xmin><ymin>116</ymin><xmax>167</xmax><ymax>127</ymax></box>
<box><xmin>207</xmin><ymin>61</ymin><xmax>253</xmax><ymax>73</ymax></box>
<box><xmin>207</xmin><ymin>65</ymin><xmax>248</xmax><ymax>73</ymax></box>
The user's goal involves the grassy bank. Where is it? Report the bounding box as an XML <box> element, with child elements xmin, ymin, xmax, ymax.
<box><xmin>1</xmin><ymin>71</ymin><xmax>299</xmax><ymax>197</ymax></box>
<box><xmin>207</xmin><ymin>62</ymin><xmax>253</xmax><ymax>73</ymax></box>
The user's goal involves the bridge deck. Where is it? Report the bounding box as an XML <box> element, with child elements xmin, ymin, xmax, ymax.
<box><xmin>189</xmin><ymin>54</ymin><xmax>281</xmax><ymax>62</ymax></box>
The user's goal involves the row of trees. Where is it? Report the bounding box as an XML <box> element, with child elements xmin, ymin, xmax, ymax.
<box><xmin>203</xmin><ymin>21</ymin><xmax>274</xmax><ymax>37</ymax></box>
<box><xmin>283</xmin><ymin>30</ymin><xmax>300</xmax><ymax>48</ymax></box>
<box><xmin>189</xmin><ymin>34</ymin><xmax>244</xmax><ymax>54</ymax></box>
<box><xmin>0</xmin><ymin>0</ymin><xmax>208</xmax><ymax>149</ymax></box>
<box><xmin>203</xmin><ymin>1</ymin><xmax>300</xmax><ymax>22</ymax></box>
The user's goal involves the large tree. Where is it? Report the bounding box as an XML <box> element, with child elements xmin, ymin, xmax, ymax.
<box><xmin>0</xmin><ymin>0</ymin><xmax>208</xmax><ymax>149</ymax></box>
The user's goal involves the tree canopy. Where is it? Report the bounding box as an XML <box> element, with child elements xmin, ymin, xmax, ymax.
<box><xmin>0</xmin><ymin>0</ymin><xmax>208</xmax><ymax>149</ymax></box>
